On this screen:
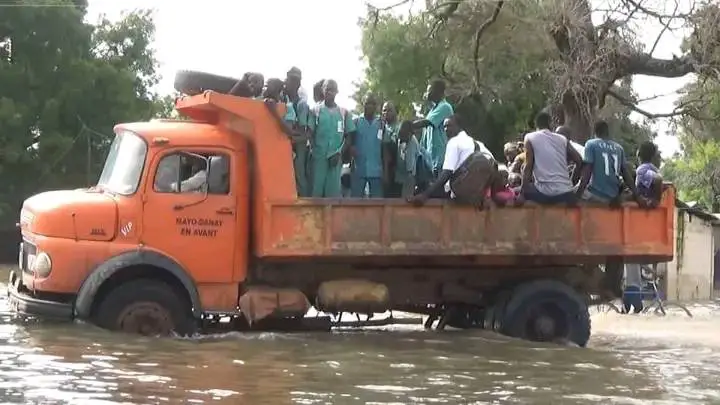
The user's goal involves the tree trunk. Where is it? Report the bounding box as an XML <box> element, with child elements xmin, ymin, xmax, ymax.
<box><xmin>561</xmin><ymin>92</ymin><xmax>593</xmax><ymax>143</ymax></box>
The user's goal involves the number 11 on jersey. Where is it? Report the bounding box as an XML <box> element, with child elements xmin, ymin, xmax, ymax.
<box><xmin>601</xmin><ymin>152</ymin><xmax>619</xmax><ymax>176</ymax></box>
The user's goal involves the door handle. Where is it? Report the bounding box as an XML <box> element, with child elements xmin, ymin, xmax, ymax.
<box><xmin>216</xmin><ymin>207</ymin><xmax>235</xmax><ymax>215</ymax></box>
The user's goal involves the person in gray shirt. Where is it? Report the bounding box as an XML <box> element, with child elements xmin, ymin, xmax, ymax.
<box><xmin>519</xmin><ymin>111</ymin><xmax>582</xmax><ymax>205</ymax></box>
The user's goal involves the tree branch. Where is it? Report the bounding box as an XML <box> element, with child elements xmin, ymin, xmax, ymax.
<box><xmin>649</xmin><ymin>1</ymin><xmax>679</xmax><ymax>56</ymax></box>
<box><xmin>473</xmin><ymin>1</ymin><xmax>504</xmax><ymax>88</ymax></box>
<box><xmin>607</xmin><ymin>88</ymin><xmax>709</xmax><ymax>120</ymax></box>
<box><xmin>427</xmin><ymin>0</ymin><xmax>466</xmax><ymax>37</ymax></box>
<box><xmin>625</xmin><ymin>54</ymin><xmax>696</xmax><ymax>77</ymax></box>
<box><xmin>366</xmin><ymin>0</ymin><xmax>414</xmax><ymax>12</ymax></box>
<box><xmin>620</xmin><ymin>0</ymin><xmax>691</xmax><ymax>20</ymax></box>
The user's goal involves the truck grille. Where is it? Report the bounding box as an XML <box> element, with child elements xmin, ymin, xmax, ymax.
<box><xmin>20</xmin><ymin>240</ymin><xmax>37</xmax><ymax>274</ymax></box>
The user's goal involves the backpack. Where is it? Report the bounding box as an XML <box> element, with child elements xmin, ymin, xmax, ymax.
<box><xmin>310</xmin><ymin>102</ymin><xmax>348</xmax><ymax>132</ymax></box>
<box><xmin>449</xmin><ymin>142</ymin><xmax>496</xmax><ymax>205</ymax></box>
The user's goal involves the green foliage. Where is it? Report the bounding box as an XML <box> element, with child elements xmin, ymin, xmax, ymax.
<box><xmin>663</xmin><ymin>139</ymin><xmax>720</xmax><ymax>210</ymax></box>
<box><xmin>0</xmin><ymin>2</ymin><xmax>166</xmax><ymax>225</ymax></box>
<box><xmin>664</xmin><ymin>77</ymin><xmax>720</xmax><ymax>208</ymax></box>
<box><xmin>356</xmin><ymin>14</ymin><xmax>444</xmax><ymax>117</ymax></box>
<box><xmin>356</xmin><ymin>2</ymin><xmax>654</xmax><ymax>158</ymax></box>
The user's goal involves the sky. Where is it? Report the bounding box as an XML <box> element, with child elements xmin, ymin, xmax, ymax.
<box><xmin>85</xmin><ymin>0</ymin><xmax>693</xmax><ymax>157</ymax></box>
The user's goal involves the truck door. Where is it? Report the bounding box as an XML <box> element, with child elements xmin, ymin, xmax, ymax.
<box><xmin>142</xmin><ymin>148</ymin><xmax>237</xmax><ymax>283</ymax></box>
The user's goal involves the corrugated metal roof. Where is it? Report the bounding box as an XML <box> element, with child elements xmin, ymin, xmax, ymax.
<box><xmin>676</xmin><ymin>199</ymin><xmax>720</xmax><ymax>224</ymax></box>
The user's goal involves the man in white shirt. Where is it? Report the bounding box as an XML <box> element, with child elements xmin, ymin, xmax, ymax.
<box><xmin>408</xmin><ymin>115</ymin><xmax>495</xmax><ymax>205</ymax></box>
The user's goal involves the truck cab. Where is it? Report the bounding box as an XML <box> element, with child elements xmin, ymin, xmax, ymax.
<box><xmin>8</xmin><ymin>72</ymin><xmax>675</xmax><ymax>346</ymax></box>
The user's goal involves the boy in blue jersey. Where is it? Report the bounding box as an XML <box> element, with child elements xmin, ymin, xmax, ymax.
<box><xmin>575</xmin><ymin>120</ymin><xmax>637</xmax><ymax>206</ymax></box>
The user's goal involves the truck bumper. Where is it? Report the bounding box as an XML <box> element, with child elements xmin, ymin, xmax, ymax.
<box><xmin>7</xmin><ymin>270</ymin><xmax>74</xmax><ymax>319</ymax></box>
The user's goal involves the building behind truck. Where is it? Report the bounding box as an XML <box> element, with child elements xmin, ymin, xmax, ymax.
<box><xmin>7</xmin><ymin>71</ymin><xmax>676</xmax><ymax>348</ymax></box>
<box><xmin>663</xmin><ymin>201</ymin><xmax>720</xmax><ymax>301</ymax></box>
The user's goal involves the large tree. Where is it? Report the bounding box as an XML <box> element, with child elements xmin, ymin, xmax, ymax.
<box><xmin>361</xmin><ymin>0</ymin><xmax>719</xmax><ymax>143</ymax></box>
<box><xmin>0</xmin><ymin>2</ymin><xmax>167</xmax><ymax>225</ymax></box>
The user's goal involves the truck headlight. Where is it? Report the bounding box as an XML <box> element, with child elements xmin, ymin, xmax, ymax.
<box><xmin>32</xmin><ymin>252</ymin><xmax>52</xmax><ymax>278</ymax></box>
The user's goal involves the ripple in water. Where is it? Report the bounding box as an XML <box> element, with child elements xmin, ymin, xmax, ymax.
<box><xmin>1</xmin><ymin>266</ymin><xmax>720</xmax><ymax>404</ymax></box>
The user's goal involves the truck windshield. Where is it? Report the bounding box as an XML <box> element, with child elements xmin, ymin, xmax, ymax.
<box><xmin>97</xmin><ymin>131</ymin><xmax>147</xmax><ymax>195</ymax></box>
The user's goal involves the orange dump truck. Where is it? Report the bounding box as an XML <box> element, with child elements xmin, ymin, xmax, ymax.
<box><xmin>8</xmin><ymin>72</ymin><xmax>674</xmax><ymax>346</ymax></box>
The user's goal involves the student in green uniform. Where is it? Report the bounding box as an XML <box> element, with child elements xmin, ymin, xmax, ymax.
<box><xmin>381</xmin><ymin>101</ymin><xmax>400</xmax><ymax>194</ymax></box>
<box><xmin>308</xmin><ymin>79</ymin><xmax>356</xmax><ymax>197</ymax></box>
<box><xmin>393</xmin><ymin>120</ymin><xmax>421</xmax><ymax>198</ymax></box>
<box><xmin>285</xmin><ymin>67</ymin><xmax>311</xmax><ymax>197</ymax></box>
<box><xmin>261</xmin><ymin>78</ymin><xmax>306</xmax><ymax>166</ymax></box>
<box><xmin>413</xmin><ymin>79</ymin><xmax>454</xmax><ymax>177</ymax></box>
<box><xmin>351</xmin><ymin>94</ymin><xmax>383</xmax><ymax>198</ymax></box>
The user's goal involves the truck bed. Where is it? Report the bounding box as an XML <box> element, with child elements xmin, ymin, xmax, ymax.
<box><xmin>256</xmin><ymin>188</ymin><xmax>675</xmax><ymax>263</ymax></box>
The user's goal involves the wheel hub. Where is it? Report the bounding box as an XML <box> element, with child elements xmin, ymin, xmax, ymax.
<box><xmin>117</xmin><ymin>301</ymin><xmax>174</xmax><ymax>336</ymax></box>
<box><xmin>533</xmin><ymin>314</ymin><xmax>556</xmax><ymax>339</ymax></box>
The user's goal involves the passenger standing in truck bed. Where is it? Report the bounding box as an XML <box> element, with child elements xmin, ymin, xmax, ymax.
<box><xmin>520</xmin><ymin>112</ymin><xmax>582</xmax><ymax>205</ymax></box>
<box><xmin>381</xmin><ymin>102</ymin><xmax>400</xmax><ymax>196</ymax></box>
<box><xmin>414</xmin><ymin>80</ymin><xmax>454</xmax><ymax>176</ymax></box>
<box><xmin>392</xmin><ymin>120</ymin><xmax>421</xmax><ymax>198</ymax></box>
<box><xmin>351</xmin><ymin>94</ymin><xmax>383</xmax><ymax>198</ymax></box>
<box><xmin>285</xmin><ymin>68</ymin><xmax>311</xmax><ymax>197</ymax></box>
<box><xmin>308</xmin><ymin>79</ymin><xmax>356</xmax><ymax>198</ymax></box>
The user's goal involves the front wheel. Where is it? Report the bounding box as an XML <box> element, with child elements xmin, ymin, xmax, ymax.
<box><xmin>92</xmin><ymin>280</ymin><xmax>197</xmax><ymax>337</ymax></box>
<box><xmin>500</xmin><ymin>280</ymin><xmax>590</xmax><ymax>347</ymax></box>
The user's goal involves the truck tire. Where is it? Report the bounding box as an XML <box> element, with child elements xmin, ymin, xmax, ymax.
<box><xmin>500</xmin><ymin>280</ymin><xmax>590</xmax><ymax>347</ymax></box>
<box><xmin>174</xmin><ymin>70</ymin><xmax>242</xmax><ymax>96</ymax></box>
<box><xmin>92</xmin><ymin>279</ymin><xmax>197</xmax><ymax>337</ymax></box>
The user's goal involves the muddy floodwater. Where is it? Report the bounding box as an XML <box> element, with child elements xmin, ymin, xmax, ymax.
<box><xmin>1</xmin><ymin>265</ymin><xmax>719</xmax><ymax>404</ymax></box>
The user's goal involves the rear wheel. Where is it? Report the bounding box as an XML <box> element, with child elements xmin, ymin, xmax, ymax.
<box><xmin>93</xmin><ymin>280</ymin><xmax>197</xmax><ymax>337</ymax></box>
<box><xmin>500</xmin><ymin>280</ymin><xmax>590</xmax><ymax>347</ymax></box>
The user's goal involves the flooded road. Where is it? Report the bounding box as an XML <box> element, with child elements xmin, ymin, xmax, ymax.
<box><xmin>1</xmin><ymin>265</ymin><xmax>719</xmax><ymax>404</ymax></box>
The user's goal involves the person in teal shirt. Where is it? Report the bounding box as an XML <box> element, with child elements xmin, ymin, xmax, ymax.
<box><xmin>575</xmin><ymin>120</ymin><xmax>636</xmax><ymax>204</ymax></box>
<box><xmin>413</xmin><ymin>79</ymin><xmax>454</xmax><ymax>176</ymax></box>
<box><xmin>308</xmin><ymin>79</ymin><xmax>356</xmax><ymax>197</ymax></box>
<box><xmin>284</xmin><ymin>67</ymin><xmax>311</xmax><ymax>197</ymax></box>
<box><xmin>351</xmin><ymin>94</ymin><xmax>383</xmax><ymax>198</ymax></box>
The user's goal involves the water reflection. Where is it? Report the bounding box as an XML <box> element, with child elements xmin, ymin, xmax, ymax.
<box><xmin>1</xmin><ymin>265</ymin><xmax>720</xmax><ymax>404</ymax></box>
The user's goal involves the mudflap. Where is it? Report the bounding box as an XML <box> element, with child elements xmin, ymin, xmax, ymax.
<box><xmin>237</xmin><ymin>287</ymin><xmax>310</xmax><ymax>325</ymax></box>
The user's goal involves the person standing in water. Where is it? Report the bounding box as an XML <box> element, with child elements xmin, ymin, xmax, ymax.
<box><xmin>308</xmin><ymin>79</ymin><xmax>356</xmax><ymax>197</ymax></box>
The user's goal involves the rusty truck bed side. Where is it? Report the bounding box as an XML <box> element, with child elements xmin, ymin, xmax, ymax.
<box><xmin>257</xmin><ymin>188</ymin><xmax>675</xmax><ymax>263</ymax></box>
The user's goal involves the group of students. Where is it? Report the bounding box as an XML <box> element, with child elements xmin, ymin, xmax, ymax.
<box><xmin>257</xmin><ymin>69</ymin><xmax>484</xmax><ymax>202</ymax></box>
<box><xmin>491</xmin><ymin>112</ymin><xmax>663</xmax><ymax>208</ymax></box>
<box><xmin>242</xmin><ymin>67</ymin><xmax>662</xmax><ymax>208</ymax></box>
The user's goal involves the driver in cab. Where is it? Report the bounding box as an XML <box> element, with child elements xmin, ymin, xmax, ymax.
<box><xmin>155</xmin><ymin>155</ymin><xmax>228</xmax><ymax>193</ymax></box>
